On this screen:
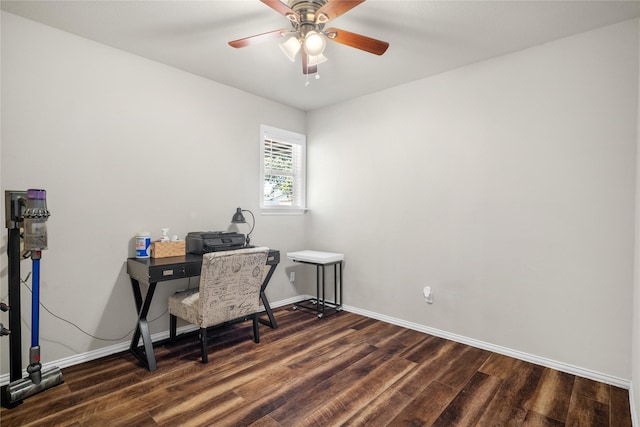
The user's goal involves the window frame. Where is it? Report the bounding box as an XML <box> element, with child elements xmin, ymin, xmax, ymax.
<box><xmin>260</xmin><ymin>124</ymin><xmax>307</xmax><ymax>214</ymax></box>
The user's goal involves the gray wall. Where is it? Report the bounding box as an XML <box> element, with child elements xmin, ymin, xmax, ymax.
<box><xmin>2</xmin><ymin>11</ymin><xmax>640</xmax><ymax>421</ymax></box>
<box><xmin>0</xmin><ymin>11</ymin><xmax>308</xmax><ymax>371</ymax></box>
<box><xmin>306</xmin><ymin>19</ymin><xmax>638</xmax><ymax>380</ymax></box>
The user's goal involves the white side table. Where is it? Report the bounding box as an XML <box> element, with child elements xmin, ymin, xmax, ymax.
<box><xmin>287</xmin><ymin>250</ymin><xmax>344</xmax><ymax>318</ymax></box>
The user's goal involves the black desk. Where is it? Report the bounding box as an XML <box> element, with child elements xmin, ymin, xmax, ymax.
<box><xmin>126</xmin><ymin>249</ymin><xmax>280</xmax><ymax>371</ymax></box>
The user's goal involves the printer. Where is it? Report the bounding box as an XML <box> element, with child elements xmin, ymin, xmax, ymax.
<box><xmin>185</xmin><ymin>231</ymin><xmax>246</xmax><ymax>254</ymax></box>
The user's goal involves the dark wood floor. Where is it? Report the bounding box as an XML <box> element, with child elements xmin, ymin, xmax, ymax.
<box><xmin>0</xmin><ymin>306</ymin><xmax>632</xmax><ymax>426</ymax></box>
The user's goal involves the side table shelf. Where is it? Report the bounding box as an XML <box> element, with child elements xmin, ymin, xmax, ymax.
<box><xmin>287</xmin><ymin>250</ymin><xmax>344</xmax><ymax>319</ymax></box>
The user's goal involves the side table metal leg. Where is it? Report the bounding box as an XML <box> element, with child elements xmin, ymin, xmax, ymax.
<box><xmin>320</xmin><ymin>265</ymin><xmax>326</xmax><ymax>318</ymax></box>
<box><xmin>334</xmin><ymin>263</ymin><xmax>338</xmax><ymax>308</ymax></box>
<box><xmin>290</xmin><ymin>258</ymin><xmax>343</xmax><ymax>319</ymax></box>
<box><xmin>315</xmin><ymin>265</ymin><xmax>320</xmax><ymax>309</ymax></box>
<box><xmin>340</xmin><ymin>261</ymin><xmax>343</xmax><ymax>308</ymax></box>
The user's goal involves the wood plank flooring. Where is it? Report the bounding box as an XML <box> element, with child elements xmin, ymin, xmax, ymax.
<box><xmin>0</xmin><ymin>306</ymin><xmax>632</xmax><ymax>426</ymax></box>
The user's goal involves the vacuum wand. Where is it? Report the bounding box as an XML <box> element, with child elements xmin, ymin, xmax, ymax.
<box><xmin>27</xmin><ymin>252</ymin><xmax>42</xmax><ymax>385</ymax></box>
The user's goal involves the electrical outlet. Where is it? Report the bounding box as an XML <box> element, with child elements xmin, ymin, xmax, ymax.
<box><xmin>290</xmin><ymin>272</ymin><xmax>295</xmax><ymax>282</ymax></box>
<box><xmin>423</xmin><ymin>286</ymin><xmax>433</xmax><ymax>304</ymax></box>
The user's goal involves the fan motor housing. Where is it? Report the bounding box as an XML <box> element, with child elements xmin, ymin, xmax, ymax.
<box><xmin>289</xmin><ymin>0</ymin><xmax>328</xmax><ymax>25</ymax></box>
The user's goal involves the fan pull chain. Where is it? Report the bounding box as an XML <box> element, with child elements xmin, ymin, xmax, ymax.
<box><xmin>304</xmin><ymin>54</ymin><xmax>320</xmax><ymax>87</ymax></box>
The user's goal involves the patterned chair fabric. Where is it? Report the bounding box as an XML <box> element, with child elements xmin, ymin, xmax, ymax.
<box><xmin>168</xmin><ymin>246</ymin><xmax>269</xmax><ymax>363</ymax></box>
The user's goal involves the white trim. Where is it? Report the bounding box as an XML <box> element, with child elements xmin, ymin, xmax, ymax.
<box><xmin>0</xmin><ymin>295</ymin><xmax>307</xmax><ymax>386</ymax></box>
<box><xmin>260</xmin><ymin>208</ymin><xmax>307</xmax><ymax>215</ymax></box>
<box><xmin>259</xmin><ymin>124</ymin><xmax>307</xmax><ymax>212</ymax></box>
<box><xmin>342</xmin><ymin>304</ymin><xmax>632</xmax><ymax>390</ymax></box>
<box><xmin>2</xmin><ymin>297</ymin><xmax>632</xmax><ymax>394</ymax></box>
<box><xmin>630</xmin><ymin>382</ymin><xmax>638</xmax><ymax>427</ymax></box>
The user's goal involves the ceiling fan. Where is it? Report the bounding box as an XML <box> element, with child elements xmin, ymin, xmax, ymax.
<box><xmin>228</xmin><ymin>0</ymin><xmax>389</xmax><ymax>75</ymax></box>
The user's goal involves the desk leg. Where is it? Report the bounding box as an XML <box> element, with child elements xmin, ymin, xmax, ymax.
<box><xmin>129</xmin><ymin>278</ymin><xmax>158</xmax><ymax>371</ymax></box>
<box><xmin>259</xmin><ymin>263</ymin><xmax>278</xmax><ymax>329</ymax></box>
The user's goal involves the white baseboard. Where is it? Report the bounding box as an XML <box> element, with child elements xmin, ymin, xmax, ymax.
<box><xmin>0</xmin><ymin>295</ymin><xmax>306</xmax><ymax>386</ymax></box>
<box><xmin>1</xmin><ymin>296</ymin><xmax>633</xmax><ymax>414</ymax></box>
<box><xmin>342</xmin><ymin>304</ymin><xmax>632</xmax><ymax>390</ymax></box>
<box><xmin>343</xmin><ymin>307</ymin><xmax>639</xmax><ymax>425</ymax></box>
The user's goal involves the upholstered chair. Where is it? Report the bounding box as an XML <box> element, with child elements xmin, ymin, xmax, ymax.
<box><xmin>168</xmin><ymin>247</ymin><xmax>269</xmax><ymax>363</ymax></box>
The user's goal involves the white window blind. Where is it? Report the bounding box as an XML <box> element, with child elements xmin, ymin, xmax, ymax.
<box><xmin>260</xmin><ymin>125</ymin><xmax>306</xmax><ymax>212</ymax></box>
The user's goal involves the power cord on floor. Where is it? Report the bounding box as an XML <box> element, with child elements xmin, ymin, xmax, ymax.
<box><xmin>0</xmin><ymin>272</ymin><xmax>169</xmax><ymax>342</ymax></box>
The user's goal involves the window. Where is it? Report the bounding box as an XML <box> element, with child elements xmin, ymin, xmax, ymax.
<box><xmin>260</xmin><ymin>124</ymin><xmax>306</xmax><ymax>213</ymax></box>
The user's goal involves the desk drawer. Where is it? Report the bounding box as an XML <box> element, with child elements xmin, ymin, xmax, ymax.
<box><xmin>149</xmin><ymin>264</ymin><xmax>187</xmax><ymax>282</ymax></box>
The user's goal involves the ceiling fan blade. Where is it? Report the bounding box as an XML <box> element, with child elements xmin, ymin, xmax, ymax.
<box><xmin>302</xmin><ymin>53</ymin><xmax>318</xmax><ymax>75</ymax></box>
<box><xmin>325</xmin><ymin>27</ymin><xmax>389</xmax><ymax>55</ymax></box>
<box><xmin>229</xmin><ymin>29</ymin><xmax>290</xmax><ymax>48</ymax></box>
<box><xmin>260</xmin><ymin>0</ymin><xmax>297</xmax><ymax>18</ymax></box>
<box><xmin>315</xmin><ymin>0</ymin><xmax>365</xmax><ymax>23</ymax></box>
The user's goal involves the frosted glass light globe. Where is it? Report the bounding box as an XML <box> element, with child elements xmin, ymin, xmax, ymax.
<box><xmin>304</xmin><ymin>31</ymin><xmax>326</xmax><ymax>56</ymax></box>
<box><xmin>279</xmin><ymin>36</ymin><xmax>301</xmax><ymax>62</ymax></box>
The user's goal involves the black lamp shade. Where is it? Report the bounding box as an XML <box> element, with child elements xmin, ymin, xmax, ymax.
<box><xmin>231</xmin><ymin>207</ymin><xmax>255</xmax><ymax>247</ymax></box>
<box><xmin>231</xmin><ymin>207</ymin><xmax>245</xmax><ymax>223</ymax></box>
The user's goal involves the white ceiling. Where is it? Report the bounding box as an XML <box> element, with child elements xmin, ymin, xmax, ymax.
<box><xmin>3</xmin><ymin>0</ymin><xmax>640</xmax><ymax>111</ymax></box>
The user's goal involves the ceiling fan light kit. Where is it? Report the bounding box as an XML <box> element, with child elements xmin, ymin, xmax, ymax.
<box><xmin>303</xmin><ymin>30</ymin><xmax>326</xmax><ymax>56</ymax></box>
<box><xmin>279</xmin><ymin>36</ymin><xmax>301</xmax><ymax>62</ymax></box>
<box><xmin>307</xmin><ymin>53</ymin><xmax>328</xmax><ymax>66</ymax></box>
<box><xmin>229</xmin><ymin>0</ymin><xmax>389</xmax><ymax>81</ymax></box>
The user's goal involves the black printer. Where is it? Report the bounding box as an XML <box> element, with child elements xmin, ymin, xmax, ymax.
<box><xmin>185</xmin><ymin>231</ymin><xmax>246</xmax><ymax>254</ymax></box>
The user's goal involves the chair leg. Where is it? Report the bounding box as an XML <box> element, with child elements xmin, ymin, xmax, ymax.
<box><xmin>200</xmin><ymin>327</ymin><xmax>208</xmax><ymax>363</ymax></box>
<box><xmin>169</xmin><ymin>314</ymin><xmax>177</xmax><ymax>341</ymax></box>
<box><xmin>253</xmin><ymin>313</ymin><xmax>260</xmax><ymax>343</ymax></box>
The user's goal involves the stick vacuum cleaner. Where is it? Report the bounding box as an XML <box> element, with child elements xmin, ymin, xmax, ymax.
<box><xmin>1</xmin><ymin>189</ymin><xmax>63</xmax><ymax>408</ymax></box>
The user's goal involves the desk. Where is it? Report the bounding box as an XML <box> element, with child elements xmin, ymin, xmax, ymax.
<box><xmin>287</xmin><ymin>250</ymin><xmax>343</xmax><ymax>319</ymax></box>
<box><xmin>126</xmin><ymin>249</ymin><xmax>280</xmax><ymax>371</ymax></box>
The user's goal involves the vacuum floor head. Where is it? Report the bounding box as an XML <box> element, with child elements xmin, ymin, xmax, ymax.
<box><xmin>1</xmin><ymin>366</ymin><xmax>63</xmax><ymax>408</ymax></box>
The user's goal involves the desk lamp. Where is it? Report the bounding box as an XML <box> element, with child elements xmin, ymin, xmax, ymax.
<box><xmin>231</xmin><ymin>207</ymin><xmax>255</xmax><ymax>247</ymax></box>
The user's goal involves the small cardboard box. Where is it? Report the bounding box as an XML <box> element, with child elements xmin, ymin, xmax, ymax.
<box><xmin>150</xmin><ymin>240</ymin><xmax>186</xmax><ymax>258</ymax></box>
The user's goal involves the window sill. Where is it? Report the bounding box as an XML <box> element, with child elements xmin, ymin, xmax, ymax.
<box><xmin>260</xmin><ymin>207</ymin><xmax>308</xmax><ymax>215</ymax></box>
